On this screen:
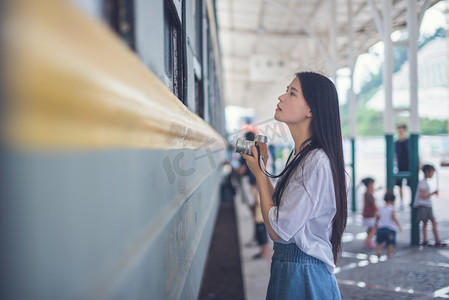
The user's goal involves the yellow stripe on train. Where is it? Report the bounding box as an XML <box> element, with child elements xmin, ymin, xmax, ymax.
<box><xmin>3</xmin><ymin>0</ymin><xmax>226</xmax><ymax>150</ymax></box>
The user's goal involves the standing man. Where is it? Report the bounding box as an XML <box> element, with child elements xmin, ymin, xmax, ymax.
<box><xmin>395</xmin><ymin>124</ymin><xmax>409</xmax><ymax>210</ymax></box>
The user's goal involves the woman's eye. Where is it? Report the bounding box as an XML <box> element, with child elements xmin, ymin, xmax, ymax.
<box><xmin>290</xmin><ymin>92</ymin><xmax>295</xmax><ymax>96</ymax></box>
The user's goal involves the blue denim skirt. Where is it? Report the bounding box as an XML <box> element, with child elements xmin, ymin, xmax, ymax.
<box><xmin>266</xmin><ymin>242</ymin><xmax>341</xmax><ymax>300</ymax></box>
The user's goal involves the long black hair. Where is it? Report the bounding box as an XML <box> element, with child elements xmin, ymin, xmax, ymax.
<box><xmin>272</xmin><ymin>72</ymin><xmax>347</xmax><ymax>264</ymax></box>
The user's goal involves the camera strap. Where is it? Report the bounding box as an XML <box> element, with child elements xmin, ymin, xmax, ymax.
<box><xmin>257</xmin><ymin>137</ymin><xmax>312</xmax><ymax>179</ymax></box>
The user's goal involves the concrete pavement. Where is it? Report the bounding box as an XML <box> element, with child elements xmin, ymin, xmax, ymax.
<box><xmin>235</xmin><ymin>186</ymin><xmax>449</xmax><ymax>299</ymax></box>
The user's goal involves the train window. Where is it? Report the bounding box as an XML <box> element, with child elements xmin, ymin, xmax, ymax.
<box><xmin>195</xmin><ymin>76</ymin><xmax>204</xmax><ymax>118</ymax></box>
<box><xmin>206</xmin><ymin>23</ymin><xmax>219</xmax><ymax>128</ymax></box>
<box><xmin>192</xmin><ymin>0</ymin><xmax>203</xmax><ymax>118</ymax></box>
<box><xmin>193</xmin><ymin>0</ymin><xmax>203</xmax><ymax>60</ymax></box>
<box><xmin>164</xmin><ymin>13</ymin><xmax>173</xmax><ymax>81</ymax></box>
<box><xmin>104</xmin><ymin>0</ymin><xmax>135</xmax><ymax>50</ymax></box>
<box><xmin>164</xmin><ymin>0</ymin><xmax>185</xmax><ymax>104</ymax></box>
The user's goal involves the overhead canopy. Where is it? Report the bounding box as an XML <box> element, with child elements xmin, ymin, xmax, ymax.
<box><xmin>216</xmin><ymin>0</ymin><xmax>441</xmax><ymax>121</ymax></box>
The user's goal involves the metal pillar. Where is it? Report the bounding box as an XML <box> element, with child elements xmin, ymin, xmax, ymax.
<box><xmin>369</xmin><ymin>0</ymin><xmax>421</xmax><ymax>246</ymax></box>
<box><xmin>409</xmin><ymin>134</ymin><xmax>419</xmax><ymax>244</ymax></box>
<box><xmin>350</xmin><ymin>139</ymin><xmax>356</xmax><ymax>211</ymax></box>
<box><xmin>382</xmin><ymin>0</ymin><xmax>394</xmax><ymax>191</ymax></box>
<box><xmin>386</xmin><ymin>135</ymin><xmax>395</xmax><ymax>189</ymax></box>
<box><xmin>348</xmin><ymin>0</ymin><xmax>357</xmax><ymax>212</ymax></box>
<box><xmin>407</xmin><ymin>0</ymin><xmax>420</xmax><ymax>246</ymax></box>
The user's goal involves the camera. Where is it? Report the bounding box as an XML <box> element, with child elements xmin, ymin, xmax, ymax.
<box><xmin>235</xmin><ymin>135</ymin><xmax>268</xmax><ymax>155</ymax></box>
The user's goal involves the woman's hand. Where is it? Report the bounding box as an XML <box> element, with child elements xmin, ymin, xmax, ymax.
<box><xmin>240</xmin><ymin>143</ymin><xmax>269</xmax><ymax>178</ymax></box>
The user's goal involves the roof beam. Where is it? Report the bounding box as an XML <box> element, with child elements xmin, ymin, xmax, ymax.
<box><xmin>366</xmin><ymin>0</ymin><xmax>384</xmax><ymax>36</ymax></box>
<box><xmin>220</xmin><ymin>28</ymin><xmax>309</xmax><ymax>38</ymax></box>
<box><xmin>419</xmin><ymin>0</ymin><xmax>434</xmax><ymax>28</ymax></box>
<box><xmin>266</xmin><ymin>0</ymin><xmax>332</xmax><ymax>70</ymax></box>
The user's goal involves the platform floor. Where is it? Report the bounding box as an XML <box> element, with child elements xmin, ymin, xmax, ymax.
<box><xmin>235</xmin><ymin>187</ymin><xmax>449</xmax><ymax>299</ymax></box>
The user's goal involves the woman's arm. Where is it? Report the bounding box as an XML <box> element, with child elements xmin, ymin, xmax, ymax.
<box><xmin>265</xmin><ymin>175</ymin><xmax>274</xmax><ymax>195</ymax></box>
<box><xmin>256</xmin><ymin>173</ymin><xmax>280</xmax><ymax>241</ymax></box>
<box><xmin>241</xmin><ymin>145</ymin><xmax>280</xmax><ymax>241</ymax></box>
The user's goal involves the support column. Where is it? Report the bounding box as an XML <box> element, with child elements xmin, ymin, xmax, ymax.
<box><xmin>386</xmin><ymin>135</ymin><xmax>395</xmax><ymax>188</ymax></box>
<box><xmin>382</xmin><ymin>0</ymin><xmax>395</xmax><ymax>191</ymax></box>
<box><xmin>351</xmin><ymin>139</ymin><xmax>356</xmax><ymax>211</ymax></box>
<box><xmin>407</xmin><ymin>0</ymin><xmax>420</xmax><ymax>246</ymax></box>
<box><xmin>348</xmin><ymin>0</ymin><xmax>357</xmax><ymax>212</ymax></box>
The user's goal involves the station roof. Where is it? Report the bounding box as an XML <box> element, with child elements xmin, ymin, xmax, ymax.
<box><xmin>216</xmin><ymin>0</ymin><xmax>442</xmax><ymax>120</ymax></box>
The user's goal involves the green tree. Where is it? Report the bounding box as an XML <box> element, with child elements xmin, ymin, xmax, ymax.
<box><xmin>356</xmin><ymin>108</ymin><xmax>384</xmax><ymax>136</ymax></box>
<box><xmin>353</xmin><ymin>27</ymin><xmax>447</xmax><ymax>137</ymax></box>
<box><xmin>420</xmin><ymin>118</ymin><xmax>448</xmax><ymax>135</ymax></box>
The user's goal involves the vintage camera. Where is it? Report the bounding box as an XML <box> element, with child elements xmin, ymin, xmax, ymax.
<box><xmin>235</xmin><ymin>135</ymin><xmax>268</xmax><ymax>155</ymax></box>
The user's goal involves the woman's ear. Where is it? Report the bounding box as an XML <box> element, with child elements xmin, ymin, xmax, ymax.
<box><xmin>306</xmin><ymin>110</ymin><xmax>313</xmax><ymax>118</ymax></box>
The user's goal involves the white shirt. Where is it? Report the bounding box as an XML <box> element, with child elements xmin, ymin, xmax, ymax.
<box><xmin>268</xmin><ymin>149</ymin><xmax>337</xmax><ymax>273</ymax></box>
<box><xmin>377</xmin><ymin>205</ymin><xmax>397</xmax><ymax>231</ymax></box>
<box><xmin>414</xmin><ymin>179</ymin><xmax>432</xmax><ymax>207</ymax></box>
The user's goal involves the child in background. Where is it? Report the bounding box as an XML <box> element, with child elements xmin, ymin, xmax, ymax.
<box><xmin>376</xmin><ymin>190</ymin><xmax>402</xmax><ymax>258</ymax></box>
<box><xmin>361</xmin><ymin>178</ymin><xmax>377</xmax><ymax>249</ymax></box>
<box><xmin>252</xmin><ymin>192</ymin><xmax>270</xmax><ymax>259</ymax></box>
<box><xmin>414</xmin><ymin>164</ymin><xmax>446</xmax><ymax>246</ymax></box>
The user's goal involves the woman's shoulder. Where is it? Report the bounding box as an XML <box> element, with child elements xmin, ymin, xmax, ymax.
<box><xmin>294</xmin><ymin>148</ymin><xmax>331</xmax><ymax>179</ymax></box>
<box><xmin>307</xmin><ymin>148</ymin><xmax>330</xmax><ymax>167</ymax></box>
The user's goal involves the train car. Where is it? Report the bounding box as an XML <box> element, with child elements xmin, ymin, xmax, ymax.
<box><xmin>1</xmin><ymin>0</ymin><xmax>227</xmax><ymax>299</ymax></box>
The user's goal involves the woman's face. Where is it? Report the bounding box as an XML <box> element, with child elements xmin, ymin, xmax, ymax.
<box><xmin>274</xmin><ymin>77</ymin><xmax>312</xmax><ymax>125</ymax></box>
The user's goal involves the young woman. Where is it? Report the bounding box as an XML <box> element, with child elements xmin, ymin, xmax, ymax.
<box><xmin>241</xmin><ymin>72</ymin><xmax>347</xmax><ymax>299</ymax></box>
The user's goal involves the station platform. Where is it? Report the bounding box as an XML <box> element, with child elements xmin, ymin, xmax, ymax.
<box><xmin>235</xmin><ymin>189</ymin><xmax>449</xmax><ymax>299</ymax></box>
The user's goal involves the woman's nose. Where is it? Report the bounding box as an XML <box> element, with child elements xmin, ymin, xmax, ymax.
<box><xmin>278</xmin><ymin>94</ymin><xmax>285</xmax><ymax>101</ymax></box>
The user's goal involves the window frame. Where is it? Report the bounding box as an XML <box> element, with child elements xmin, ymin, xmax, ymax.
<box><xmin>163</xmin><ymin>0</ymin><xmax>186</xmax><ymax>104</ymax></box>
<box><xmin>103</xmin><ymin>0</ymin><xmax>136</xmax><ymax>50</ymax></box>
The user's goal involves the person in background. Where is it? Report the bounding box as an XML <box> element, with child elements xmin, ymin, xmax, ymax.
<box><xmin>414</xmin><ymin>164</ymin><xmax>446</xmax><ymax>246</ymax></box>
<box><xmin>237</xmin><ymin>131</ymin><xmax>261</xmax><ymax>249</ymax></box>
<box><xmin>268</xmin><ymin>144</ymin><xmax>277</xmax><ymax>175</ymax></box>
<box><xmin>252</xmin><ymin>192</ymin><xmax>270</xmax><ymax>259</ymax></box>
<box><xmin>237</xmin><ymin>131</ymin><xmax>257</xmax><ymax>214</ymax></box>
<box><xmin>395</xmin><ymin>124</ymin><xmax>409</xmax><ymax>210</ymax></box>
<box><xmin>361</xmin><ymin>177</ymin><xmax>377</xmax><ymax>249</ymax></box>
<box><xmin>376</xmin><ymin>190</ymin><xmax>402</xmax><ymax>259</ymax></box>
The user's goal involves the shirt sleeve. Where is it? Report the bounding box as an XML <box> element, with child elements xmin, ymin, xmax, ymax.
<box><xmin>268</xmin><ymin>152</ymin><xmax>331</xmax><ymax>242</ymax></box>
